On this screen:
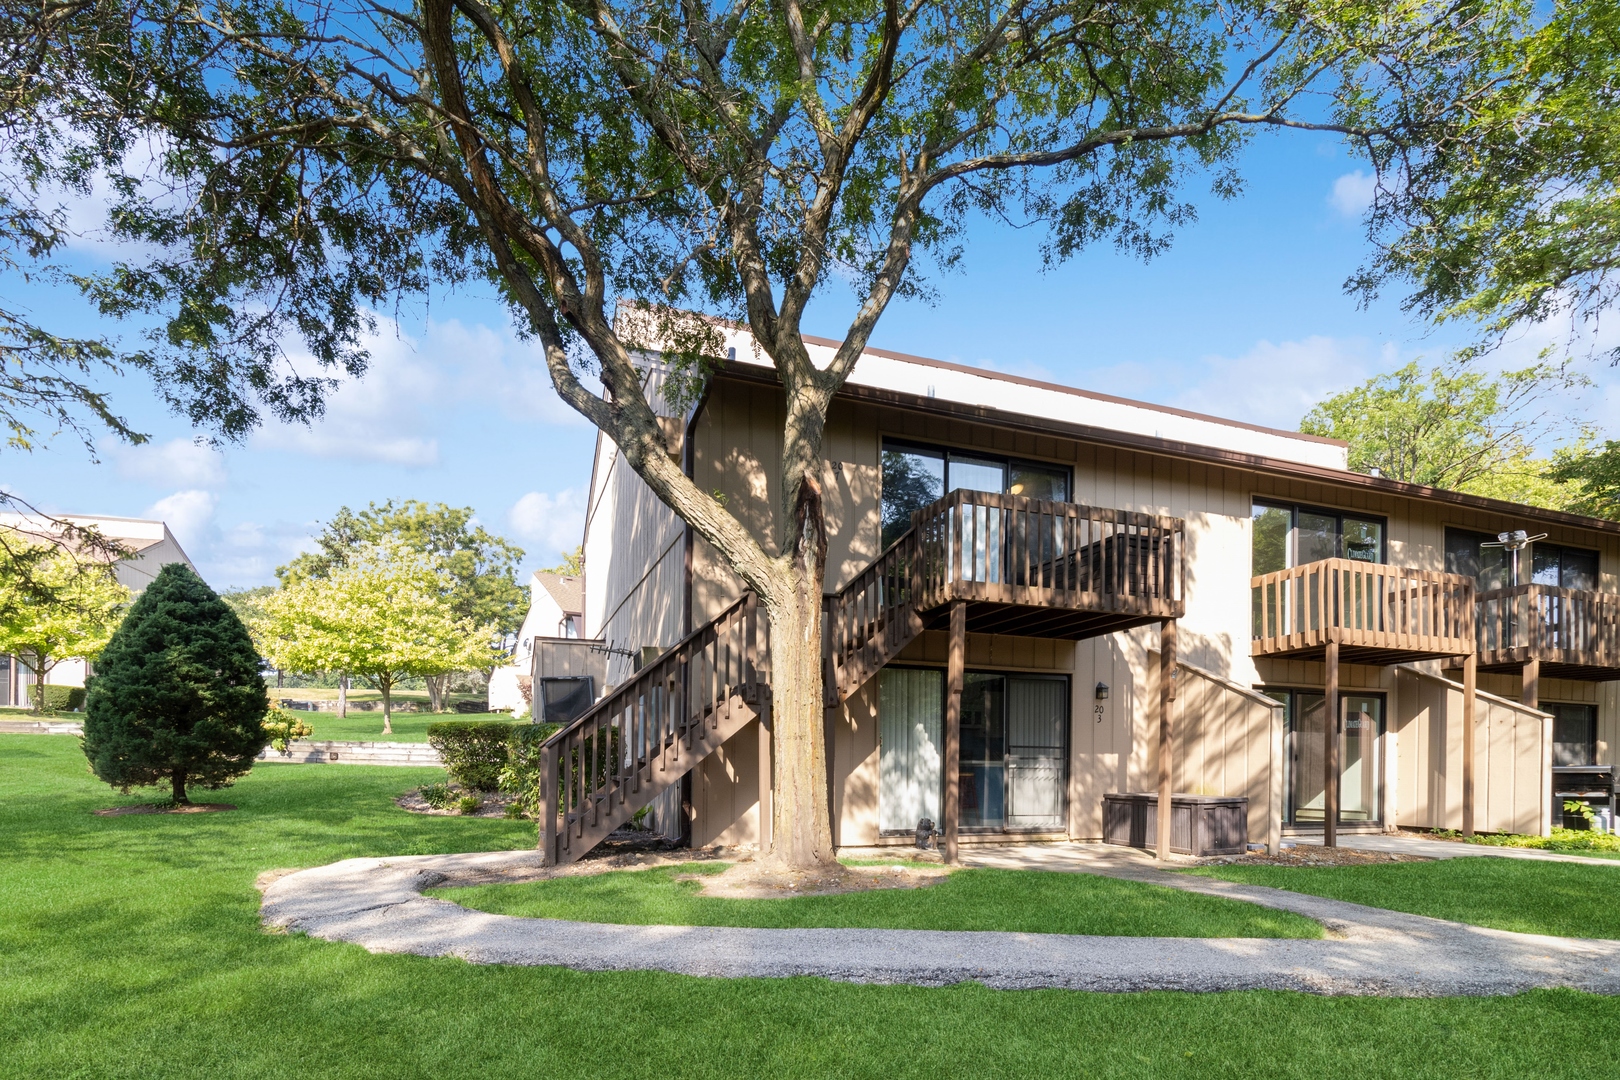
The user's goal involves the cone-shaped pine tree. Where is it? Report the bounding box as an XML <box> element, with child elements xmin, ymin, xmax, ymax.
<box><xmin>84</xmin><ymin>563</ymin><xmax>270</xmax><ymax>804</ymax></box>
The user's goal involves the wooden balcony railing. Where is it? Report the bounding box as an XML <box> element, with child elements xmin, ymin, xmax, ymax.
<box><xmin>826</xmin><ymin>491</ymin><xmax>1184</xmax><ymax>702</ymax></box>
<box><xmin>1251</xmin><ymin>558</ymin><xmax>1474</xmax><ymax>663</ymax></box>
<box><xmin>912</xmin><ymin>489</ymin><xmax>1184</xmax><ymax>616</ymax></box>
<box><xmin>1477</xmin><ymin>584</ymin><xmax>1620</xmax><ymax>678</ymax></box>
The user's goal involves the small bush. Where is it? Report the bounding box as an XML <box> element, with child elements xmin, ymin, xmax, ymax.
<box><xmin>41</xmin><ymin>685</ymin><xmax>86</xmax><ymax>712</ymax></box>
<box><xmin>456</xmin><ymin>794</ymin><xmax>482</xmax><ymax>814</ymax></box>
<box><xmin>418</xmin><ymin>783</ymin><xmax>455</xmax><ymax>810</ymax></box>
<box><xmin>262</xmin><ymin>707</ymin><xmax>314</xmax><ymax>753</ymax></box>
<box><xmin>499</xmin><ymin>723</ymin><xmax>562</xmax><ymax>816</ymax></box>
<box><xmin>427</xmin><ymin>720</ymin><xmax>517</xmax><ymax>791</ymax></box>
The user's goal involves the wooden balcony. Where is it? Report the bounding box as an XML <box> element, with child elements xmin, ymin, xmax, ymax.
<box><xmin>1477</xmin><ymin>585</ymin><xmax>1620</xmax><ymax>680</ymax></box>
<box><xmin>1251</xmin><ymin>559</ymin><xmax>1475</xmax><ymax>665</ymax></box>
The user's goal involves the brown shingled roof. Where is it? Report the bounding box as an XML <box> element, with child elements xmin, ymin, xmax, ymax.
<box><xmin>534</xmin><ymin>571</ymin><xmax>583</xmax><ymax>614</ymax></box>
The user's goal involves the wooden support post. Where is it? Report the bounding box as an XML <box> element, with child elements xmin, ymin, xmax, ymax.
<box><xmin>1521</xmin><ymin>658</ymin><xmax>1540</xmax><ymax>709</ymax></box>
<box><xmin>757</xmin><ymin>700</ymin><xmax>772</xmax><ymax>853</ymax></box>
<box><xmin>1323</xmin><ymin>641</ymin><xmax>1339</xmax><ymax>849</ymax></box>
<box><xmin>1156</xmin><ymin>619</ymin><xmax>1177</xmax><ymax>863</ymax></box>
<box><xmin>944</xmin><ymin>600</ymin><xmax>966</xmax><ymax>864</ymax></box>
<box><xmin>1462</xmin><ymin>651</ymin><xmax>1478</xmax><ymax>837</ymax></box>
<box><xmin>540</xmin><ymin>742</ymin><xmax>559</xmax><ymax>865</ymax></box>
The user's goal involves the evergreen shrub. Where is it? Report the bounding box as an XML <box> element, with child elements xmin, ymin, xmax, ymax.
<box><xmin>427</xmin><ymin>720</ymin><xmax>517</xmax><ymax>791</ymax></box>
<box><xmin>82</xmin><ymin>564</ymin><xmax>270</xmax><ymax>803</ymax></box>
<box><xmin>499</xmin><ymin>723</ymin><xmax>561</xmax><ymax>816</ymax></box>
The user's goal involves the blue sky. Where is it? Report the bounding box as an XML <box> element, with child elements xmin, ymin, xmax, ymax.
<box><xmin>5</xmin><ymin>128</ymin><xmax>1615</xmax><ymax>590</ymax></box>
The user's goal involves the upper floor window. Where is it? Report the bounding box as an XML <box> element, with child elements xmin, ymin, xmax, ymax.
<box><xmin>558</xmin><ymin>615</ymin><xmax>581</xmax><ymax>639</ymax></box>
<box><xmin>1252</xmin><ymin>501</ymin><xmax>1385</xmax><ymax>576</ymax></box>
<box><xmin>880</xmin><ymin>440</ymin><xmax>1070</xmax><ymax>548</ymax></box>
<box><xmin>1446</xmin><ymin>529</ymin><xmax>1598</xmax><ymax>591</ymax></box>
<box><xmin>1532</xmin><ymin>542</ymin><xmax>1599</xmax><ymax>591</ymax></box>
<box><xmin>1444</xmin><ymin>529</ymin><xmax>1512</xmax><ymax>591</ymax></box>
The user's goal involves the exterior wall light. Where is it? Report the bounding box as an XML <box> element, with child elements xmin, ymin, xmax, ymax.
<box><xmin>1095</xmin><ymin>682</ymin><xmax>1110</xmax><ymax>701</ymax></box>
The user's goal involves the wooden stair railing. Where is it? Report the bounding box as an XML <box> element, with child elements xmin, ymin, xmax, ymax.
<box><xmin>540</xmin><ymin>592</ymin><xmax>769</xmax><ymax>866</ymax></box>
<box><xmin>825</xmin><ymin>527</ymin><xmax>926</xmax><ymax>706</ymax></box>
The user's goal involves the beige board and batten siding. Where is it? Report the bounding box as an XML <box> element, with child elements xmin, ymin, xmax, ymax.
<box><xmin>581</xmin><ymin>364</ymin><xmax>688</xmax><ymax>687</ymax></box>
<box><xmin>1394</xmin><ymin>666</ymin><xmax>1551</xmax><ymax>836</ymax></box>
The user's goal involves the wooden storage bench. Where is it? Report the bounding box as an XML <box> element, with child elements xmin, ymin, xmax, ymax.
<box><xmin>1102</xmin><ymin>793</ymin><xmax>1248</xmax><ymax>856</ymax></box>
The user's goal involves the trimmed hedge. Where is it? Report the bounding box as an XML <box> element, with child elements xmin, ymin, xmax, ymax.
<box><xmin>427</xmin><ymin>720</ymin><xmax>520</xmax><ymax>791</ymax></box>
<box><xmin>42</xmin><ymin>686</ymin><xmax>87</xmax><ymax>712</ymax></box>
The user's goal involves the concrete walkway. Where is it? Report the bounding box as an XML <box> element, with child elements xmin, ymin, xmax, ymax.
<box><xmin>261</xmin><ymin>846</ymin><xmax>1620</xmax><ymax>996</ymax></box>
<box><xmin>1290</xmin><ymin>832</ymin><xmax>1620</xmax><ymax>866</ymax></box>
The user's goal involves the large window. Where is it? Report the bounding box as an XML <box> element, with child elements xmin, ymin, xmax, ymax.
<box><xmin>1550</xmin><ymin>703</ymin><xmax>1598</xmax><ymax>767</ymax></box>
<box><xmin>1445</xmin><ymin>528</ymin><xmax>1512</xmax><ymax>591</ymax></box>
<box><xmin>1446</xmin><ymin>529</ymin><xmax>1599</xmax><ymax>591</ymax></box>
<box><xmin>1533</xmin><ymin>543</ymin><xmax>1599</xmax><ymax>591</ymax></box>
<box><xmin>1252</xmin><ymin>501</ymin><xmax>1386</xmax><ymax>576</ymax></box>
<box><xmin>1264</xmin><ymin>688</ymin><xmax>1384</xmax><ymax>826</ymax></box>
<box><xmin>880</xmin><ymin>440</ymin><xmax>1070</xmax><ymax>548</ymax></box>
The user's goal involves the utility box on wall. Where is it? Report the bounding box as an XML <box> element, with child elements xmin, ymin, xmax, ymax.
<box><xmin>1102</xmin><ymin>793</ymin><xmax>1249</xmax><ymax>856</ymax></box>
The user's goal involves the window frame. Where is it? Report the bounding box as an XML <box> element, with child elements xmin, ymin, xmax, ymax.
<box><xmin>1531</xmin><ymin>541</ymin><xmax>1601</xmax><ymax>591</ymax></box>
<box><xmin>880</xmin><ymin>437</ymin><xmax>1073</xmax><ymax>502</ymax></box>
<box><xmin>1252</xmin><ymin>499</ymin><xmax>1389</xmax><ymax>572</ymax></box>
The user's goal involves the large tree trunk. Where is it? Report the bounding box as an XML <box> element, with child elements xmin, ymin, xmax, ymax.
<box><xmin>762</xmin><ymin>476</ymin><xmax>837</xmax><ymax>871</ymax></box>
<box><xmin>171</xmin><ymin>768</ymin><xmax>188</xmax><ymax>805</ymax></box>
<box><xmin>426</xmin><ymin>674</ymin><xmax>445</xmax><ymax>713</ymax></box>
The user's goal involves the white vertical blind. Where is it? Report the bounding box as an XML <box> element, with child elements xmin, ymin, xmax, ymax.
<box><xmin>879</xmin><ymin>668</ymin><xmax>943</xmax><ymax>833</ymax></box>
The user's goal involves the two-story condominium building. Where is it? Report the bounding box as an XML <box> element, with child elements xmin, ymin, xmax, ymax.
<box><xmin>544</xmin><ymin>321</ymin><xmax>1620</xmax><ymax>865</ymax></box>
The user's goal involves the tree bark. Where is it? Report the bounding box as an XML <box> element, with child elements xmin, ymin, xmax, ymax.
<box><xmin>337</xmin><ymin>672</ymin><xmax>348</xmax><ymax>718</ymax></box>
<box><xmin>761</xmin><ymin>475</ymin><xmax>837</xmax><ymax>870</ymax></box>
<box><xmin>380</xmin><ymin>678</ymin><xmax>393</xmax><ymax>736</ymax></box>
<box><xmin>171</xmin><ymin>768</ymin><xmax>188</xmax><ymax>805</ymax></box>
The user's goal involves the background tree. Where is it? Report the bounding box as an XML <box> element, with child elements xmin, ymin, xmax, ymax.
<box><xmin>1351</xmin><ymin>1</ymin><xmax>1620</xmax><ymax>368</ymax></box>
<box><xmin>541</xmin><ymin>546</ymin><xmax>584</xmax><ymax>577</ymax></box>
<box><xmin>82</xmin><ymin>563</ymin><xmax>268</xmax><ymax>804</ymax></box>
<box><xmin>257</xmin><ymin>543</ymin><xmax>499</xmax><ymax>734</ymax></box>
<box><xmin>0</xmin><ymin>536</ymin><xmax>129</xmax><ymax>711</ymax></box>
<box><xmin>1547</xmin><ymin>443</ymin><xmax>1620</xmax><ymax>521</ymax></box>
<box><xmin>1300</xmin><ymin>361</ymin><xmax>1590</xmax><ymax>508</ymax></box>
<box><xmin>14</xmin><ymin>0</ymin><xmax>1553</xmax><ymax>871</ymax></box>
<box><xmin>278</xmin><ymin>501</ymin><xmax>525</xmax><ymax>711</ymax></box>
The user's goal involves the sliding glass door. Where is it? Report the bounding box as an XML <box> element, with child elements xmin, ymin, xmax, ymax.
<box><xmin>879</xmin><ymin>668</ymin><xmax>1068</xmax><ymax>835</ymax></box>
<box><xmin>1270</xmin><ymin>689</ymin><xmax>1384</xmax><ymax>827</ymax></box>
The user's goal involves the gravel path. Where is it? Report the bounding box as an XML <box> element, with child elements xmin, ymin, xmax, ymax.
<box><xmin>260</xmin><ymin>847</ymin><xmax>1620</xmax><ymax>996</ymax></box>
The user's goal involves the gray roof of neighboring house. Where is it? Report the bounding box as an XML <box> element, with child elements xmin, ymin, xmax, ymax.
<box><xmin>534</xmin><ymin>571</ymin><xmax>583</xmax><ymax>615</ymax></box>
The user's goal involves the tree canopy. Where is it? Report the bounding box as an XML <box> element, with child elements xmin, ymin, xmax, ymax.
<box><xmin>0</xmin><ymin>534</ymin><xmax>129</xmax><ymax>710</ymax></box>
<box><xmin>279</xmin><ymin>500</ymin><xmax>527</xmax><ymax>636</ymax></box>
<box><xmin>256</xmin><ymin>542</ymin><xmax>500</xmax><ymax>733</ymax></box>
<box><xmin>1300</xmin><ymin>361</ymin><xmax>1590</xmax><ymax>509</ymax></box>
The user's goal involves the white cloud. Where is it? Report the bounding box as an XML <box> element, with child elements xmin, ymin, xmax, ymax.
<box><xmin>111</xmin><ymin>438</ymin><xmax>227</xmax><ymax>488</ymax></box>
<box><xmin>145</xmin><ymin>489</ymin><xmax>220</xmax><ymax>558</ymax></box>
<box><xmin>508</xmin><ymin>489</ymin><xmax>587</xmax><ymax>558</ymax></box>
<box><xmin>1171</xmin><ymin>336</ymin><xmax>1388</xmax><ymax>431</ymax></box>
<box><xmin>251</xmin><ymin>311</ymin><xmax>592</xmax><ymax>468</ymax></box>
<box><xmin>1328</xmin><ymin>170</ymin><xmax>1377</xmax><ymax>218</ymax></box>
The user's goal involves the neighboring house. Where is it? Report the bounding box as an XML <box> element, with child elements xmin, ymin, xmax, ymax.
<box><xmin>488</xmin><ymin>570</ymin><xmax>586</xmax><ymax>712</ymax></box>
<box><xmin>545</xmin><ymin>317</ymin><xmax>1619</xmax><ymax>866</ymax></box>
<box><xmin>0</xmin><ymin>514</ymin><xmax>198</xmax><ymax>708</ymax></box>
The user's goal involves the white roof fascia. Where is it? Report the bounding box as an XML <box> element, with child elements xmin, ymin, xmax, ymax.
<box><xmin>707</xmin><ymin>324</ymin><xmax>1349</xmax><ymax>471</ymax></box>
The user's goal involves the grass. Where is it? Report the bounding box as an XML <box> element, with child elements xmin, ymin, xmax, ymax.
<box><xmin>1192</xmin><ymin>858</ymin><xmax>1620</xmax><ymax>938</ymax></box>
<box><xmin>272</xmin><ymin>708</ymin><xmax>518</xmax><ymax>743</ymax></box>
<box><xmin>432</xmin><ymin>862</ymin><xmax>1321</xmax><ymax>937</ymax></box>
<box><xmin>8</xmin><ymin>733</ymin><xmax>1620</xmax><ymax>1078</ymax></box>
<box><xmin>0</xmin><ymin>706</ymin><xmax>81</xmax><ymax>721</ymax></box>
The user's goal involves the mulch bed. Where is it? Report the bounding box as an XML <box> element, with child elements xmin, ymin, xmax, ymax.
<box><xmin>95</xmin><ymin>803</ymin><xmax>236</xmax><ymax>816</ymax></box>
<box><xmin>1203</xmin><ymin>846</ymin><xmax>1429</xmax><ymax>868</ymax></box>
<box><xmin>395</xmin><ymin>788</ymin><xmax>524</xmax><ymax>819</ymax></box>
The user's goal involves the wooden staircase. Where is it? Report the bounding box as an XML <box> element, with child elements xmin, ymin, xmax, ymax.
<box><xmin>539</xmin><ymin>593</ymin><xmax>769</xmax><ymax>866</ymax></box>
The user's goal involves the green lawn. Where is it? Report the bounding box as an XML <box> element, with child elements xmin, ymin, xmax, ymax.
<box><xmin>433</xmin><ymin>862</ymin><xmax>1321</xmax><ymax>937</ymax></box>
<box><xmin>274</xmin><ymin>708</ymin><xmax>519</xmax><ymax>743</ymax></box>
<box><xmin>8</xmin><ymin>733</ymin><xmax>1620</xmax><ymax>1079</ymax></box>
<box><xmin>1192</xmin><ymin>858</ymin><xmax>1620</xmax><ymax>938</ymax></box>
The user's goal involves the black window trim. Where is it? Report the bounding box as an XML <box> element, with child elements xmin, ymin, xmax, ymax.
<box><xmin>1253</xmin><ymin>498</ymin><xmax>1389</xmax><ymax>566</ymax></box>
<box><xmin>880</xmin><ymin>436</ymin><xmax>1074</xmax><ymax>498</ymax></box>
